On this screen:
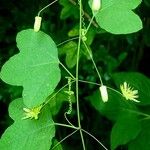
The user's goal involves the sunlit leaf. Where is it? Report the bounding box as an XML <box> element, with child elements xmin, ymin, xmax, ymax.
<box><xmin>90</xmin><ymin>0</ymin><xmax>143</xmax><ymax>34</ymax></box>
<box><xmin>0</xmin><ymin>98</ymin><xmax>55</xmax><ymax>150</ymax></box>
<box><xmin>0</xmin><ymin>29</ymin><xmax>61</xmax><ymax>108</ymax></box>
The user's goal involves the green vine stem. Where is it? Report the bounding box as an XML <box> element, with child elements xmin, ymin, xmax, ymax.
<box><xmin>57</xmin><ymin>37</ymin><xmax>79</xmax><ymax>47</ymax></box>
<box><xmin>82</xmin><ymin>41</ymin><xmax>103</xmax><ymax>85</ymax></box>
<box><xmin>77</xmin><ymin>76</ymin><xmax>123</xmax><ymax>97</ymax></box>
<box><xmin>37</xmin><ymin>0</ymin><xmax>58</xmax><ymax>16</ymax></box>
<box><xmin>59</xmin><ymin>61</ymin><xmax>75</xmax><ymax>79</ymax></box>
<box><xmin>85</xmin><ymin>15</ymin><xmax>95</xmax><ymax>34</ymax></box>
<box><xmin>43</xmin><ymin>82</ymin><xmax>71</xmax><ymax>106</ymax></box>
<box><xmin>69</xmin><ymin>0</ymin><xmax>99</xmax><ymax>28</ymax></box>
<box><xmin>37</xmin><ymin>1</ymin><xmax>109</xmax><ymax>149</ymax></box>
<box><xmin>53</xmin><ymin>123</ymin><xmax>78</xmax><ymax>130</ymax></box>
<box><xmin>76</xmin><ymin>0</ymin><xmax>86</xmax><ymax>150</ymax></box>
<box><xmin>81</xmin><ymin>129</ymin><xmax>108</xmax><ymax>150</ymax></box>
<box><xmin>51</xmin><ymin>129</ymin><xmax>79</xmax><ymax>149</ymax></box>
<box><xmin>64</xmin><ymin>112</ymin><xmax>75</xmax><ymax>127</ymax></box>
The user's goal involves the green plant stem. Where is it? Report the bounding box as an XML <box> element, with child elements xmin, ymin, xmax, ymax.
<box><xmin>59</xmin><ymin>61</ymin><xmax>75</xmax><ymax>79</ymax></box>
<box><xmin>82</xmin><ymin>41</ymin><xmax>103</xmax><ymax>85</ymax></box>
<box><xmin>79</xmin><ymin>78</ymin><xmax>121</xmax><ymax>95</ymax></box>
<box><xmin>54</xmin><ymin>122</ymin><xmax>79</xmax><ymax>130</ymax></box>
<box><xmin>69</xmin><ymin>0</ymin><xmax>99</xmax><ymax>28</ymax></box>
<box><xmin>122</xmin><ymin>108</ymin><xmax>150</xmax><ymax>118</ymax></box>
<box><xmin>78</xmin><ymin>79</ymin><xmax>121</xmax><ymax>95</ymax></box>
<box><xmin>77</xmin><ymin>79</ymin><xmax>150</xmax><ymax>120</ymax></box>
<box><xmin>57</xmin><ymin>37</ymin><xmax>79</xmax><ymax>47</ymax></box>
<box><xmin>77</xmin><ymin>79</ymin><xmax>123</xmax><ymax>97</ymax></box>
<box><xmin>38</xmin><ymin>0</ymin><xmax>58</xmax><ymax>16</ymax></box>
<box><xmin>85</xmin><ymin>15</ymin><xmax>95</xmax><ymax>34</ymax></box>
<box><xmin>51</xmin><ymin>129</ymin><xmax>79</xmax><ymax>149</ymax></box>
<box><xmin>44</xmin><ymin>83</ymin><xmax>71</xmax><ymax>106</ymax></box>
<box><xmin>76</xmin><ymin>0</ymin><xmax>86</xmax><ymax>150</ymax></box>
<box><xmin>64</xmin><ymin>112</ymin><xmax>75</xmax><ymax>127</ymax></box>
<box><xmin>78</xmin><ymin>79</ymin><xmax>100</xmax><ymax>86</ymax></box>
<box><xmin>107</xmin><ymin>86</ymin><xmax>123</xmax><ymax>96</ymax></box>
<box><xmin>81</xmin><ymin>129</ymin><xmax>108</xmax><ymax>150</ymax></box>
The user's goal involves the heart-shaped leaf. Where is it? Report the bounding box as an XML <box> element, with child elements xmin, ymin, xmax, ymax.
<box><xmin>128</xmin><ymin>120</ymin><xmax>150</xmax><ymax>150</ymax></box>
<box><xmin>0</xmin><ymin>98</ymin><xmax>55</xmax><ymax>150</ymax></box>
<box><xmin>0</xmin><ymin>29</ymin><xmax>61</xmax><ymax>108</ymax></box>
<box><xmin>88</xmin><ymin>88</ymin><xmax>137</xmax><ymax>121</ymax></box>
<box><xmin>111</xmin><ymin>112</ymin><xmax>141</xmax><ymax>150</ymax></box>
<box><xmin>112</xmin><ymin>72</ymin><xmax>150</xmax><ymax>105</ymax></box>
<box><xmin>91</xmin><ymin>0</ymin><xmax>143</xmax><ymax>34</ymax></box>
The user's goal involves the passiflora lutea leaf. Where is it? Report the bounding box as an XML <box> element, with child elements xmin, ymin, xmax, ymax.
<box><xmin>89</xmin><ymin>0</ymin><xmax>143</xmax><ymax>34</ymax></box>
<box><xmin>112</xmin><ymin>72</ymin><xmax>150</xmax><ymax>105</ymax></box>
<box><xmin>0</xmin><ymin>98</ymin><xmax>55</xmax><ymax>150</ymax></box>
<box><xmin>0</xmin><ymin>29</ymin><xmax>61</xmax><ymax>108</ymax></box>
<box><xmin>88</xmin><ymin>87</ymin><xmax>141</xmax><ymax>149</ymax></box>
<box><xmin>128</xmin><ymin>120</ymin><xmax>150</xmax><ymax>150</ymax></box>
<box><xmin>111</xmin><ymin>112</ymin><xmax>141</xmax><ymax>150</ymax></box>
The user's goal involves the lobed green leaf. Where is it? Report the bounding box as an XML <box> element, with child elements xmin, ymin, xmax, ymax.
<box><xmin>88</xmin><ymin>88</ymin><xmax>137</xmax><ymax>121</ymax></box>
<box><xmin>0</xmin><ymin>29</ymin><xmax>61</xmax><ymax>108</ymax></box>
<box><xmin>111</xmin><ymin>112</ymin><xmax>141</xmax><ymax>150</ymax></box>
<box><xmin>90</xmin><ymin>0</ymin><xmax>143</xmax><ymax>34</ymax></box>
<box><xmin>112</xmin><ymin>72</ymin><xmax>150</xmax><ymax>105</ymax></box>
<box><xmin>0</xmin><ymin>98</ymin><xmax>55</xmax><ymax>150</ymax></box>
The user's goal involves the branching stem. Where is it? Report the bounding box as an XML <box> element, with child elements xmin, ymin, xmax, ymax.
<box><xmin>54</xmin><ymin>123</ymin><xmax>79</xmax><ymax>130</ymax></box>
<box><xmin>64</xmin><ymin>112</ymin><xmax>75</xmax><ymax>127</ymax></box>
<box><xmin>51</xmin><ymin>129</ymin><xmax>79</xmax><ymax>149</ymax></box>
<box><xmin>44</xmin><ymin>83</ymin><xmax>70</xmax><ymax>106</ymax></box>
<box><xmin>82</xmin><ymin>41</ymin><xmax>103</xmax><ymax>85</ymax></box>
<box><xmin>85</xmin><ymin>15</ymin><xmax>95</xmax><ymax>34</ymax></box>
<box><xmin>59</xmin><ymin>62</ymin><xmax>75</xmax><ymax>79</ymax></box>
<box><xmin>81</xmin><ymin>129</ymin><xmax>108</xmax><ymax>150</ymax></box>
<box><xmin>76</xmin><ymin>0</ymin><xmax>86</xmax><ymax>150</ymax></box>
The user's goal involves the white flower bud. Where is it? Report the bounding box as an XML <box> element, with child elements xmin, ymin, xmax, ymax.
<box><xmin>92</xmin><ymin>0</ymin><xmax>101</xmax><ymax>11</ymax></box>
<box><xmin>99</xmin><ymin>85</ymin><xmax>108</xmax><ymax>102</ymax></box>
<box><xmin>34</xmin><ymin>16</ymin><xmax>42</xmax><ymax>32</ymax></box>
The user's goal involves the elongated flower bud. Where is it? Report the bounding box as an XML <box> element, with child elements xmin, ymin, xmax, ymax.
<box><xmin>34</xmin><ymin>16</ymin><xmax>42</xmax><ymax>32</ymax></box>
<box><xmin>99</xmin><ymin>85</ymin><xmax>108</xmax><ymax>102</ymax></box>
<box><xmin>92</xmin><ymin>0</ymin><xmax>101</xmax><ymax>11</ymax></box>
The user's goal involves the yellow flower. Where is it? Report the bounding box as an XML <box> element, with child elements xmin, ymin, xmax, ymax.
<box><xmin>22</xmin><ymin>105</ymin><xmax>42</xmax><ymax>120</ymax></box>
<box><xmin>120</xmin><ymin>82</ymin><xmax>140</xmax><ymax>102</ymax></box>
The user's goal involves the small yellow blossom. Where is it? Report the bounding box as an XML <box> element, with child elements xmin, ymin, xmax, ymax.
<box><xmin>22</xmin><ymin>105</ymin><xmax>42</xmax><ymax>120</ymax></box>
<box><xmin>120</xmin><ymin>82</ymin><xmax>140</xmax><ymax>103</ymax></box>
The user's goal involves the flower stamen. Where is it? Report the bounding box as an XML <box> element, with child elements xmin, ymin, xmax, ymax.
<box><xmin>22</xmin><ymin>105</ymin><xmax>42</xmax><ymax>120</ymax></box>
<box><xmin>120</xmin><ymin>82</ymin><xmax>140</xmax><ymax>103</ymax></box>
